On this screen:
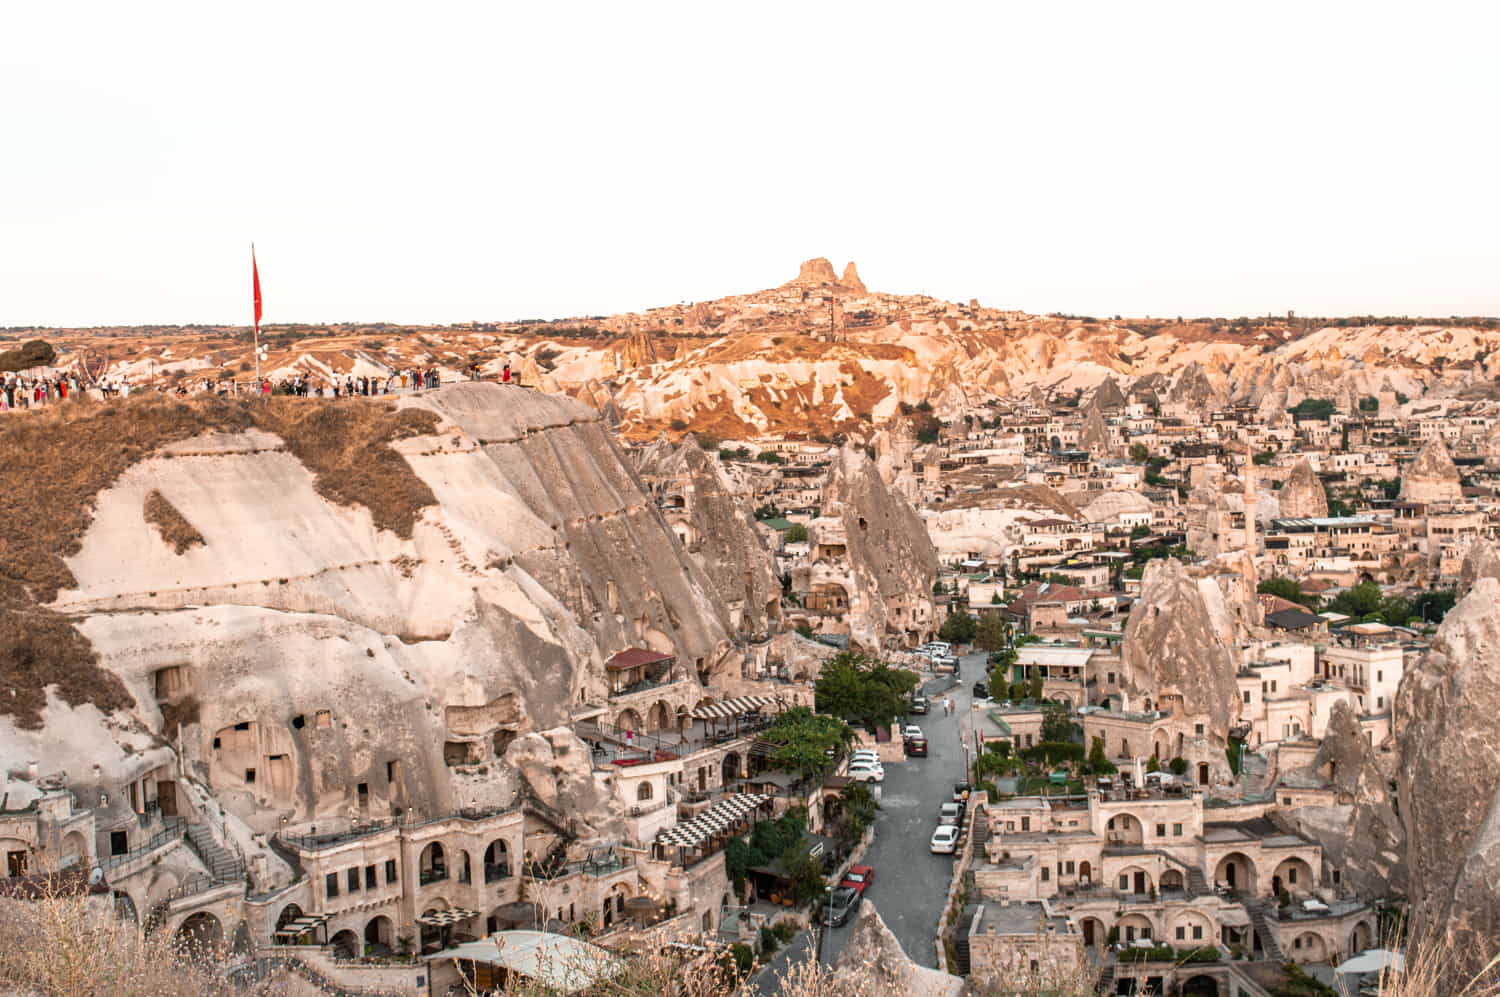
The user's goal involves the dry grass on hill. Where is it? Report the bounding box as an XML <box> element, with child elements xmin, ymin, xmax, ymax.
<box><xmin>0</xmin><ymin>393</ymin><xmax>441</xmax><ymax>728</ymax></box>
<box><xmin>142</xmin><ymin>489</ymin><xmax>205</xmax><ymax>554</ymax></box>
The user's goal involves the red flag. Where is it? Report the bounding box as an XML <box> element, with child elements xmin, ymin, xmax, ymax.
<box><xmin>252</xmin><ymin>245</ymin><xmax>263</xmax><ymax>332</ymax></box>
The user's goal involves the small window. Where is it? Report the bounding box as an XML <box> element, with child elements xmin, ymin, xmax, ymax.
<box><xmin>1176</xmin><ymin>926</ymin><xmax>1186</xmax><ymax>940</ymax></box>
<box><xmin>1118</xmin><ymin>874</ymin><xmax>1129</xmax><ymax>891</ymax></box>
<box><xmin>1243</xmin><ymin>690</ymin><xmax>1252</xmax><ymax>703</ymax></box>
<box><xmin>315</xmin><ymin>710</ymin><xmax>332</xmax><ymax>728</ymax></box>
<box><xmin>386</xmin><ymin>760</ymin><xmax>397</xmax><ymax>783</ymax></box>
<box><xmin>1107</xmin><ymin>672</ymin><xmax>1116</xmax><ymax>684</ymax></box>
<box><xmin>1194</xmin><ymin>723</ymin><xmax>1204</xmax><ymax>735</ymax></box>
<box><xmin>1040</xmin><ymin>867</ymin><xmax>1049</xmax><ymax>881</ymax></box>
<box><xmin>365</xmin><ymin>865</ymin><xmax>377</xmax><ymax>890</ymax></box>
<box><xmin>1283</xmin><ymin>795</ymin><xmax>1293</xmax><ymax>805</ymax></box>
<box><xmin>1006</xmin><ymin>821</ymin><xmax>1015</xmax><ymax>831</ymax></box>
<box><xmin>1377</xmin><ymin>670</ymin><xmax>1383</xmax><ymax>682</ymax></box>
<box><xmin>1193</xmin><ymin>925</ymin><xmax>1203</xmax><ymax>940</ymax></box>
<box><xmin>211</xmin><ymin>737</ymin><xmax>221</xmax><ymax>750</ymax></box>
<box><xmin>1156</xmin><ymin>823</ymin><xmax>1166</xmax><ymax>837</ymax></box>
<box><xmin>1288</xmin><ymin>868</ymin><xmax>1298</xmax><ymax>884</ymax></box>
<box><xmin>326</xmin><ymin>873</ymin><xmax>339</xmax><ymax>898</ymax></box>
<box><xmin>1173</xmin><ymin>823</ymin><xmax>1182</xmax><ymax>836</ymax></box>
<box><xmin>234</xmin><ymin>721</ymin><xmax>250</xmax><ymax>731</ymax></box>
<box><xmin>358</xmin><ymin>782</ymin><xmax>369</xmax><ymax>801</ymax></box>
<box><xmin>1021</xmin><ymin>817</ymin><xmax>1030</xmax><ymax>831</ymax></box>
<box><xmin>291</xmin><ymin>714</ymin><xmax>306</xmax><ymax>729</ymax></box>
<box><xmin>347</xmin><ymin>868</ymin><xmax>360</xmax><ymax>892</ymax></box>
<box><xmin>637</xmin><ymin>782</ymin><xmax>653</xmax><ymax>802</ymax></box>
<box><xmin>1065</xmin><ymin>861</ymin><xmax>1075</xmax><ymax>875</ymax></box>
<box><xmin>385</xmin><ymin>859</ymin><xmax>398</xmax><ymax>884</ymax></box>
<box><xmin>244</xmin><ymin>769</ymin><xmax>256</xmax><ymax>784</ymax></box>
<box><xmin>1377</xmin><ymin>696</ymin><xmax>1384</xmax><ymax>709</ymax></box>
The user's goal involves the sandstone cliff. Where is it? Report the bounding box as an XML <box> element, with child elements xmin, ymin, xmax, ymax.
<box><xmin>1395</xmin><ymin>571</ymin><xmax>1500</xmax><ymax>974</ymax></box>
<box><xmin>0</xmin><ymin>385</ymin><xmax>742</xmax><ymax>839</ymax></box>
<box><xmin>634</xmin><ymin>435</ymin><xmax>782</xmax><ymax>638</ymax></box>
<box><xmin>1277</xmin><ymin>458</ymin><xmax>1328</xmax><ymax>519</ymax></box>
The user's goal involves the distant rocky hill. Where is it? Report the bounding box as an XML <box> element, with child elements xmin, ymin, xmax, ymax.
<box><xmin>13</xmin><ymin>258</ymin><xmax>1500</xmax><ymax>439</ymax></box>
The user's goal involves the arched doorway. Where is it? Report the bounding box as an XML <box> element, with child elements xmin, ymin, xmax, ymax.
<box><xmin>1080</xmin><ymin>916</ymin><xmax>1106</xmax><ymax>948</ymax></box>
<box><xmin>615</xmin><ymin>708</ymin><xmax>643</xmax><ymax>734</ymax></box>
<box><xmin>275</xmin><ymin>903</ymin><xmax>304</xmax><ymax>931</ymax></box>
<box><xmin>1293</xmin><ymin>932</ymin><xmax>1328</xmax><ymax>963</ymax></box>
<box><xmin>1182</xmin><ymin>974</ymin><xmax>1220</xmax><ymax>997</ymax></box>
<box><xmin>329</xmin><ymin>929</ymin><xmax>360</xmax><ymax>959</ymax></box>
<box><xmin>419</xmin><ymin>842</ymin><xmax>447</xmax><ymax>884</ymax></box>
<box><xmin>61</xmin><ymin>830</ymin><xmax>89</xmax><ymax>867</ymax></box>
<box><xmin>1273</xmin><ymin>857</ymin><xmax>1315</xmax><ymax>896</ymax></box>
<box><xmin>1349</xmin><ymin>919</ymin><xmax>1374</xmax><ymax>955</ymax></box>
<box><xmin>112</xmin><ymin>890</ymin><xmax>138</xmax><ymax>925</ymax></box>
<box><xmin>364</xmin><ymin>915</ymin><xmax>393</xmax><ymax>952</ymax></box>
<box><xmin>1160</xmin><ymin>869</ymin><xmax>1185</xmax><ymax>893</ymax></box>
<box><xmin>173</xmin><ymin>912</ymin><xmax>224</xmax><ymax>958</ymax></box>
<box><xmin>1108</xmin><ymin>812</ymin><xmax>1144</xmax><ymax>845</ymax></box>
<box><xmin>1116</xmin><ymin>913</ymin><xmax>1154</xmax><ymax>943</ymax></box>
<box><xmin>1078</xmin><ymin>860</ymin><xmax>1092</xmax><ymax>884</ymax></box>
<box><xmin>1215</xmin><ymin>852</ymin><xmax>1257</xmax><ymax>895</ymax></box>
<box><xmin>722</xmin><ymin>752</ymin><xmax>742</xmax><ymax>785</ymax></box>
<box><xmin>484</xmin><ymin>839</ymin><xmax>511</xmax><ymax>883</ymax></box>
<box><xmin>648</xmin><ymin>701</ymin><xmax>670</xmax><ymax>731</ymax></box>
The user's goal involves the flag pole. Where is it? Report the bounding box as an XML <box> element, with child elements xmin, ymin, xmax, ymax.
<box><xmin>251</xmin><ymin>243</ymin><xmax>263</xmax><ymax>395</ymax></box>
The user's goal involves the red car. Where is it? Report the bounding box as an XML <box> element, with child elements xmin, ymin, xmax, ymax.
<box><xmin>840</xmin><ymin>864</ymin><xmax>875</xmax><ymax>896</ymax></box>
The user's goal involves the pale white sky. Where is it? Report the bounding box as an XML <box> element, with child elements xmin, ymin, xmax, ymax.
<box><xmin>3</xmin><ymin>1</ymin><xmax>1497</xmax><ymax>326</ymax></box>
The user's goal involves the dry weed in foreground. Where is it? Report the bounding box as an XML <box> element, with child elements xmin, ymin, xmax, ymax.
<box><xmin>143</xmin><ymin>488</ymin><xmax>206</xmax><ymax>554</ymax></box>
<box><xmin>0</xmin><ymin>885</ymin><xmax>223</xmax><ymax>997</ymax></box>
<box><xmin>1375</xmin><ymin>925</ymin><xmax>1500</xmax><ymax>997</ymax></box>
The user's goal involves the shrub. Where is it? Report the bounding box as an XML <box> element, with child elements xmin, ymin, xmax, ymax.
<box><xmin>1169</xmin><ymin>756</ymin><xmax>1189</xmax><ymax>776</ymax></box>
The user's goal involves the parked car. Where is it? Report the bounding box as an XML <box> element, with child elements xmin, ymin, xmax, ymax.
<box><xmin>822</xmin><ymin>885</ymin><xmax>861</xmax><ymax>926</ymax></box>
<box><xmin>953</xmin><ymin>783</ymin><xmax>973</xmax><ymax>802</ymax></box>
<box><xmin>930</xmin><ymin>825</ymin><xmax>961</xmax><ymax>854</ymax></box>
<box><xmin>910</xmin><ymin>697</ymin><xmax>929</xmax><ymax>715</ymax></box>
<box><xmin>847</xmin><ymin>762</ymin><xmax>884</xmax><ymax>783</ymax></box>
<box><xmin>850</xmin><ymin>749</ymin><xmax>881</xmax><ymax>765</ymax></box>
<box><xmin>938</xmin><ymin>801</ymin><xmax>965</xmax><ymax>827</ymax></box>
<box><xmin>902</xmin><ymin>724</ymin><xmax>923</xmax><ymax>740</ymax></box>
<box><xmin>904</xmin><ymin>736</ymin><xmax>928</xmax><ymax>757</ymax></box>
<box><xmin>972</xmin><ymin>681</ymin><xmax>989</xmax><ymax>699</ymax></box>
<box><xmin>840</xmin><ymin>864</ymin><xmax>875</xmax><ymax>896</ymax></box>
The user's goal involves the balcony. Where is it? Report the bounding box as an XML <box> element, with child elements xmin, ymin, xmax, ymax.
<box><xmin>418</xmin><ymin>867</ymin><xmax>448</xmax><ymax>886</ymax></box>
<box><xmin>483</xmin><ymin>862</ymin><xmax>512</xmax><ymax>884</ymax></box>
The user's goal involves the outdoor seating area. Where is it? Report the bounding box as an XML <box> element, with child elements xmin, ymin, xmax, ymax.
<box><xmin>652</xmin><ymin>792</ymin><xmax>772</xmax><ymax>867</ymax></box>
<box><xmin>272</xmin><ymin>912</ymin><xmax>331</xmax><ymax>945</ymax></box>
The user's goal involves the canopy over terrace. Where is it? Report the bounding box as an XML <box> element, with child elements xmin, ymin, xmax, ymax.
<box><xmin>653</xmin><ymin>792</ymin><xmax>772</xmax><ymax>866</ymax></box>
<box><xmin>693</xmin><ymin>694</ymin><xmax>787</xmax><ymax>741</ymax></box>
<box><xmin>436</xmin><ymin>930</ymin><xmax>623</xmax><ymax>995</ymax></box>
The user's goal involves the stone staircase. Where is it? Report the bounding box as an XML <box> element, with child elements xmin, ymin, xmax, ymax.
<box><xmin>1187</xmin><ymin>867</ymin><xmax>1210</xmax><ymax>895</ymax></box>
<box><xmin>1098</xmin><ymin>956</ymin><xmax>1116</xmax><ymax>995</ymax></box>
<box><xmin>184</xmin><ymin>822</ymin><xmax>245</xmax><ymax>884</ymax></box>
<box><xmin>1246</xmin><ymin>899</ymin><xmax>1285</xmax><ymax>961</ymax></box>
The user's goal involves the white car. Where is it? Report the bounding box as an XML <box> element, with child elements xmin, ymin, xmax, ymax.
<box><xmin>903</xmin><ymin>724</ymin><xmax>923</xmax><ymax>740</ymax></box>
<box><xmin>847</xmin><ymin>763</ymin><xmax>884</xmax><ymax>783</ymax></box>
<box><xmin>930</xmin><ymin>825</ymin><xmax>960</xmax><ymax>854</ymax></box>
<box><xmin>850</xmin><ymin>750</ymin><xmax>881</xmax><ymax>765</ymax></box>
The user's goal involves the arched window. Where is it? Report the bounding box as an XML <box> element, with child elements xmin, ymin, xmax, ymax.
<box><xmin>637</xmin><ymin>782</ymin><xmax>653</xmax><ymax>802</ymax></box>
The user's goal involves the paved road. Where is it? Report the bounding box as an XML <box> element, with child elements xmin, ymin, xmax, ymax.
<box><xmin>818</xmin><ymin>652</ymin><xmax>983</xmax><ymax>967</ymax></box>
<box><xmin>749</xmin><ymin>652</ymin><xmax>986</xmax><ymax>993</ymax></box>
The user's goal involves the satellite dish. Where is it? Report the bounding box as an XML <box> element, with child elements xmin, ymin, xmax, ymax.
<box><xmin>88</xmin><ymin>866</ymin><xmax>104</xmax><ymax>886</ymax></box>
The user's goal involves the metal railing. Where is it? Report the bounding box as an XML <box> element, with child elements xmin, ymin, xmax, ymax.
<box><xmin>98</xmin><ymin>818</ymin><xmax>185</xmax><ymax>873</ymax></box>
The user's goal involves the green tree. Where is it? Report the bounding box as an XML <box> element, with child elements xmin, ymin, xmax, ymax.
<box><xmin>1040</xmin><ymin>704</ymin><xmax>1074</xmax><ymax>743</ymax></box>
<box><xmin>974</xmin><ymin>613</ymin><xmax>1008</xmax><ymax>653</ymax></box>
<box><xmin>814</xmin><ymin>652</ymin><xmax>919</xmax><ymax>731</ymax></box>
<box><xmin>1358</xmin><ymin>395</ymin><xmax>1379</xmax><ymax>412</ymax></box>
<box><xmin>1257</xmin><ymin>576</ymin><xmax>1318</xmax><ymax>609</ymax></box>
<box><xmin>784</xmin><ymin>522</ymin><xmax>808</xmax><ymax>543</ymax></box>
<box><xmin>988</xmin><ymin>646</ymin><xmax>1018</xmax><ymax>693</ymax></box>
<box><xmin>1087</xmin><ymin>736</ymin><xmax>1116</xmax><ymax>774</ymax></box>
<box><xmin>1169</xmin><ymin>756</ymin><xmax>1189</xmax><ymax>776</ymax></box>
<box><xmin>1327</xmin><ymin>580</ymin><xmax>1384</xmax><ymax>619</ymax></box>
<box><xmin>762</xmin><ymin>707</ymin><xmax>856</xmax><ymax>779</ymax></box>
<box><xmin>1252</xmin><ymin>449</ymin><xmax>1277</xmax><ymax>465</ymax></box>
<box><xmin>1288</xmin><ymin>398</ymin><xmax>1337</xmax><ymax>421</ymax></box>
<box><xmin>1146</xmin><ymin>755</ymin><xmax>1161</xmax><ymax>773</ymax></box>
<box><xmin>756</xmin><ymin>450</ymin><xmax>785</xmax><ymax>464</ymax></box>
<box><xmin>1128</xmin><ymin>442</ymin><xmax>1150</xmax><ymax>463</ymax></box>
<box><xmin>939</xmin><ymin>610</ymin><xmax>977</xmax><ymax>644</ymax></box>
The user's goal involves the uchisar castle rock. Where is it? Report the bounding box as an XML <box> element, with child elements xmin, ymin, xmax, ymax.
<box><xmin>3</xmin><ymin>259</ymin><xmax>1500</xmax><ymax>994</ymax></box>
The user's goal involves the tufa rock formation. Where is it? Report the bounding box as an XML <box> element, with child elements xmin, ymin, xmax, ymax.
<box><xmin>1458</xmin><ymin>537</ymin><xmax>1500</xmax><ymax>594</ymax></box>
<box><xmin>0</xmin><ymin>384</ymin><xmax>746</xmax><ymax>839</ymax></box>
<box><xmin>1278</xmin><ymin>700</ymin><xmax>1405</xmax><ymax>898</ymax></box>
<box><xmin>1399</xmin><ymin>437</ymin><xmax>1463</xmax><ymax>504</ymax></box>
<box><xmin>1119</xmin><ymin>558</ymin><xmax>1242</xmax><ymax>774</ymax></box>
<box><xmin>840</xmin><ymin>261</ymin><xmax>866</xmax><ymax>294</ymax></box>
<box><xmin>1395</xmin><ymin>569</ymin><xmax>1500</xmax><ymax>974</ymax></box>
<box><xmin>1277</xmin><ymin>458</ymin><xmax>1328</xmax><ymax>519</ymax></box>
<box><xmin>633</xmin><ymin>434</ymin><xmax>783</xmax><ymax>638</ymax></box>
<box><xmin>788</xmin><ymin>257</ymin><xmax>839</xmax><ymax>286</ymax></box>
<box><xmin>833</xmin><ymin>904</ymin><xmax>964</xmax><ymax>997</ymax></box>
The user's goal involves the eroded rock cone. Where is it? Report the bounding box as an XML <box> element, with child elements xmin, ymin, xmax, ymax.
<box><xmin>1395</xmin><ymin>574</ymin><xmax>1500</xmax><ymax>978</ymax></box>
<box><xmin>789</xmin><ymin>257</ymin><xmax>838</xmax><ymax>286</ymax></box>
<box><xmin>833</xmin><ymin>904</ymin><xmax>964</xmax><ymax>997</ymax></box>
<box><xmin>1277</xmin><ymin>458</ymin><xmax>1328</xmax><ymax>519</ymax></box>
<box><xmin>1399</xmin><ymin>437</ymin><xmax>1462</xmax><ymax>503</ymax></box>
<box><xmin>839</xmin><ymin>261</ymin><xmax>866</xmax><ymax>293</ymax></box>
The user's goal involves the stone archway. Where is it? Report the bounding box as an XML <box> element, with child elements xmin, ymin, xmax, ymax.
<box><xmin>112</xmin><ymin>890</ymin><xmax>138</xmax><ymax>925</ymax></box>
<box><xmin>1273</xmin><ymin>856</ymin><xmax>1315</xmax><ymax>896</ymax></box>
<box><xmin>1215</xmin><ymin>852</ymin><xmax>1258</xmax><ymax>895</ymax></box>
<box><xmin>648</xmin><ymin>701</ymin><xmax>671</xmax><ymax>732</ymax></box>
<box><xmin>1293</xmin><ymin>931</ymin><xmax>1328</xmax><ymax>963</ymax></box>
<box><xmin>1349</xmin><ymin>919</ymin><xmax>1374</xmax><ymax>955</ymax></box>
<box><xmin>1108</xmin><ymin>812</ymin><xmax>1145</xmax><ymax>845</ymax></box>
<box><xmin>419</xmin><ymin>842</ymin><xmax>447</xmax><ymax>883</ymax></box>
<box><xmin>1078</xmin><ymin>860</ymin><xmax>1092</xmax><ymax>884</ymax></box>
<box><xmin>616</xmin><ymin>708</ymin><xmax>643</xmax><ymax>734</ymax></box>
<box><xmin>61</xmin><ymin>830</ymin><xmax>89</xmax><ymax>867</ymax></box>
<box><xmin>722</xmin><ymin>752</ymin><xmax>742</xmax><ymax>785</ymax></box>
<box><xmin>173</xmin><ymin>911</ymin><xmax>223</xmax><ymax>958</ymax></box>
<box><xmin>1080</xmin><ymin>916</ymin><xmax>1107</xmax><ymax>948</ymax></box>
<box><xmin>329</xmin><ymin>929</ymin><xmax>360</xmax><ymax>959</ymax></box>
<box><xmin>365</xmin><ymin>915</ymin><xmax>394</xmax><ymax>951</ymax></box>
<box><xmin>1182</xmin><ymin>974</ymin><xmax>1220</xmax><ymax>997</ymax></box>
<box><xmin>1116</xmin><ymin>912</ymin><xmax>1155</xmax><ymax>943</ymax></box>
<box><xmin>1160</xmin><ymin>869</ymin><xmax>1186</xmax><ymax>893</ymax></box>
<box><xmin>1116</xmin><ymin>865</ymin><xmax>1153</xmax><ymax>896</ymax></box>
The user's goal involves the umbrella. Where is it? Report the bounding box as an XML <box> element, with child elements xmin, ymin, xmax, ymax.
<box><xmin>1337</xmin><ymin>949</ymin><xmax>1404</xmax><ymax>975</ymax></box>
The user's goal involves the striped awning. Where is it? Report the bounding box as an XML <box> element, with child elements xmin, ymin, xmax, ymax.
<box><xmin>692</xmin><ymin>695</ymin><xmax>781</xmax><ymax>721</ymax></box>
<box><xmin>656</xmin><ymin>793</ymin><xmax>771</xmax><ymax>849</ymax></box>
<box><xmin>418</xmin><ymin>907</ymin><xmax>480</xmax><ymax>927</ymax></box>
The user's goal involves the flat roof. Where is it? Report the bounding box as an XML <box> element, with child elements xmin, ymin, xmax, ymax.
<box><xmin>1016</xmin><ymin>646</ymin><xmax>1094</xmax><ymax>667</ymax></box>
<box><xmin>974</xmin><ymin>901</ymin><xmax>1075</xmax><ymax>936</ymax></box>
<box><xmin>439</xmin><ymin>931</ymin><xmax>622</xmax><ymax>993</ymax></box>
